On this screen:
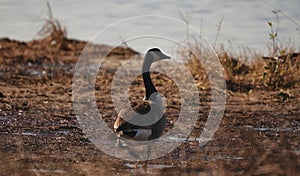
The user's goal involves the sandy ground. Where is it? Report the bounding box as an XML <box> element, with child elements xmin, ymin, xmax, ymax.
<box><xmin>0</xmin><ymin>37</ymin><xmax>299</xmax><ymax>175</ymax></box>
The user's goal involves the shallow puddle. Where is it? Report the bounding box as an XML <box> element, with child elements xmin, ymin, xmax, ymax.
<box><xmin>28</xmin><ymin>168</ymin><xmax>67</xmax><ymax>174</ymax></box>
<box><xmin>252</xmin><ymin>127</ymin><xmax>299</xmax><ymax>132</ymax></box>
<box><xmin>0</xmin><ymin>129</ymin><xmax>70</xmax><ymax>136</ymax></box>
<box><xmin>124</xmin><ymin>163</ymin><xmax>191</xmax><ymax>175</ymax></box>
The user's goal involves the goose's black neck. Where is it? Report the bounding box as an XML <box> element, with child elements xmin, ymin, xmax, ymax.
<box><xmin>142</xmin><ymin>58</ymin><xmax>157</xmax><ymax>100</ymax></box>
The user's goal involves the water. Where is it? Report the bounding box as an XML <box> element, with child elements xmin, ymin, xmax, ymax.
<box><xmin>1</xmin><ymin>0</ymin><xmax>299</xmax><ymax>54</ymax></box>
<box><xmin>0</xmin><ymin>129</ymin><xmax>71</xmax><ymax>136</ymax></box>
<box><xmin>28</xmin><ymin>169</ymin><xmax>67</xmax><ymax>174</ymax></box>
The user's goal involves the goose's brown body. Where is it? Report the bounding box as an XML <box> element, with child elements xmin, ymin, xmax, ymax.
<box><xmin>113</xmin><ymin>48</ymin><xmax>170</xmax><ymax>142</ymax></box>
<box><xmin>114</xmin><ymin>100</ymin><xmax>166</xmax><ymax>141</ymax></box>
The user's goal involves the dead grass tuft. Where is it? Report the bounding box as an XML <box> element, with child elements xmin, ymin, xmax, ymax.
<box><xmin>32</xmin><ymin>1</ymin><xmax>67</xmax><ymax>51</ymax></box>
<box><xmin>179</xmin><ymin>40</ymin><xmax>300</xmax><ymax>92</ymax></box>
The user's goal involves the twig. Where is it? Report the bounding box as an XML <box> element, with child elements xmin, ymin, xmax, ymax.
<box><xmin>214</xmin><ymin>16</ymin><xmax>224</xmax><ymax>49</ymax></box>
<box><xmin>179</xmin><ymin>10</ymin><xmax>193</xmax><ymax>42</ymax></box>
<box><xmin>46</xmin><ymin>1</ymin><xmax>53</xmax><ymax>21</ymax></box>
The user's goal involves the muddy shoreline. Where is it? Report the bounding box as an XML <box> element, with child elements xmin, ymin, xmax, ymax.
<box><xmin>0</xmin><ymin>37</ymin><xmax>299</xmax><ymax>175</ymax></box>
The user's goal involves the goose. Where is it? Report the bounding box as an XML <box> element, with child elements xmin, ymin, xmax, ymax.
<box><xmin>114</xmin><ymin>48</ymin><xmax>170</xmax><ymax>161</ymax></box>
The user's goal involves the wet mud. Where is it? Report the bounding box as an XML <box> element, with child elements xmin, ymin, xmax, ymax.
<box><xmin>0</xmin><ymin>38</ymin><xmax>299</xmax><ymax>175</ymax></box>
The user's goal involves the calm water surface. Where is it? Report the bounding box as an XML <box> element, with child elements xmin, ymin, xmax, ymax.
<box><xmin>1</xmin><ymin>0</ymin><xmax>299</xmax><ymax>54</ymax></box>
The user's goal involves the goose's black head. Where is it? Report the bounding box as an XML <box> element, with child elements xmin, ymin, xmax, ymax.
<box><xmin>145</xmin><ymin>48</ymin><xmax>171</xmax><ymax>62</ymax></box>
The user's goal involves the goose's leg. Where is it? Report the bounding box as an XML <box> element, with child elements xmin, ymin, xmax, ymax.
<box><xmin>133</xmin><ymin>147</ymin><xmax>149</xmax><ymax>168</ymax></box>
<box><xmin>117</xmin><ymin>138</ymin><xmax>142</xmax><ymax>168</ymax></box>
<box><xmin>116</xmin><ymin>138</ymin><xmax>121</xmax><ymax>147</ymax></box>
<box><xmin>133</xmin><ymin>161</ymin><xmax>140</xmax><ymax>168</ymax></box>
<box><xmin>141</xmin><ymin>144</ymin><xmax>151</xmax><ymax>168</ymax></box>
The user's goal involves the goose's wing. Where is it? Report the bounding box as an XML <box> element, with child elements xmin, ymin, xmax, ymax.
<box><xmin>114</xmin><ymin>100</ymin><xmax>165</xmax><ymax>140</ymax></box>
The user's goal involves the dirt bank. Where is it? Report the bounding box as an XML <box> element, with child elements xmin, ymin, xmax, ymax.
<box><xmin>0</xmin><ymin>37</ymin><xmax>299</xmax><ymax>175</ymax></box>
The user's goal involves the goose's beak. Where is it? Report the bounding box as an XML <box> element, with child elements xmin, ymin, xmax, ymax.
<box><xmin>162</xmin><ymin>53</ymin><xmax>171</xmax><ymax>60</ymax></box>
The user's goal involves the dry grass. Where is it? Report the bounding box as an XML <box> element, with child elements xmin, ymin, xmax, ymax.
<box><xmin>178</xmin><ymin>40</ymin><xmax>300</xmax><ymax>92</ymax></box>
<box><xmin>32</xmin><ymin>1</ymin><xmax>67</xmax><ymax>51</ymax></box>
